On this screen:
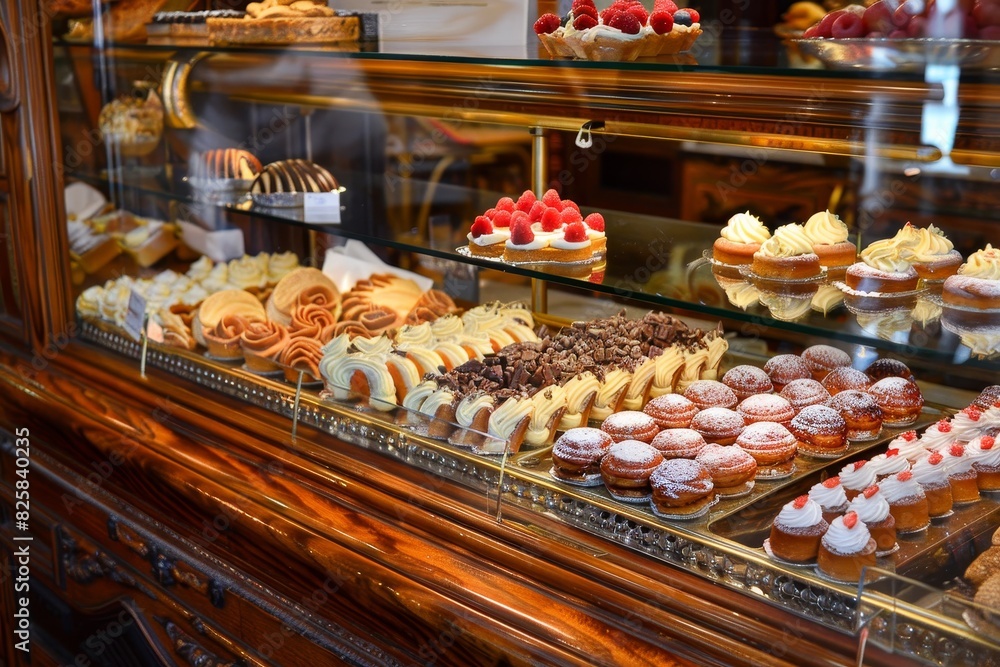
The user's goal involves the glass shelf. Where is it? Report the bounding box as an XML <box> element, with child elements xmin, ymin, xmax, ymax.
<box><xmin>67</xmin><ymin>167</ymin><xmax>1000</xmax><ymax>376</ymax></box>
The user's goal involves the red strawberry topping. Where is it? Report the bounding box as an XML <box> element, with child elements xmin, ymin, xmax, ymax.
<box><xmin>927</xmin><ymin>451</ymin><xmax>944</xmax><ymax>465</ymax></box>
<box><xmin>584</xmin><ymin>212</ymin><xmax>605</xmax><ymax>231</ymax></box>
<box><xmin>540</xmin><ymin>207</ymin><xmax>563</xmax><ymax>232</ymax></box>
<box><xmin>600</xmin><ymin>7</ymin><xmax>621</xmax><ymax>23</ymax></box>
<box><xmin>822</xmin><ymin>476</ymin><xmax>840</xmax><ymax>488</ymax></box>
<box><xmin>843</xmin><ymin>511</ymin><xmax>858</xmax><ymax>529</ymax></box>
<box><xmin>492</xmin><ymin>210</ymin><xmax>512</xmax><ymax>228</ymax></box>
<box><xmin>898</xmin><ymin>471</ymin><xmax>913</xmax><ymax>482</ymax></box>
<box><xmin>687</xmin><ymin>8</ymin><xmax>701</xmax><ymax>23</ymax></box>
<box><xmin>863</xmin><ymin>485</ymin><xmax>879</xmax><ymax>499</ymax></box>
<box><xmin>533</xmin><ymin>13</ymin><xmax>562</xmax><ymax>35</ymax></box>
<box><xmin>899</xmin><ymin>430</ymin><xmax>917</xmax><ymax>441</ymax></box>
<box><xmin>541</xmin><ymin>188</ymin><xmax>562</xmax><ymax>208</ymax></box>
<box><xmin>574</xmin><ymin>14</ymin><xmax>598</xmax><ymax>30</ymax></box>
<box><xmin>936</xmin><ymin>419</ymin><xmax>952</xmax><ymax>433</ymax></box>
<box><xmin>853</xmin><ymin>460</ymin><xmax>867</xmax><ymax>471</ymax></box>
<box><xmin>649</xmin><ymin>11</ymin><xmax>674</xmax><ymax>34</ymax></box>
<box><xmin>470</xmin><ymin>216</ymin><xmax>493</xmax><ymax>238</ymax></box>
<box><xmin>627</xmin><ymin>4</ymin><xmax>649</xmax><ymax>24</ymax></box>
<box><xmin>510</xmin><ymin>219</ymin><xmax>534</xmax><ymax>246</ymax></box>
<box><xmin>962</xmin><ymin>406</ymin><xmax>982</xmax><ymax>420</ymax></box>
<box><xmin>950</xmin><ymin>443</ymin><xmax>965</xmax><ymax>457</ymax></box>
<box><xmin>564</xmin><ymin>221</ymin><xmax>588</xmax><ymax>243</ymax></box>
<box><xmin>886</xmin><ymin>448</ymin><xmax>899</xmax><ymax>457</ymax></box>
<box><xmin>515</xmin><ymin>190</ymin><xmax>536</xmax><ymax>212</ymax></box>
<box><xmin>607</xmin><ymin>10</ymin><xmax>642</xmax><ymax>34</ymax></box>
<box><xmin>510</xmin><ymin>210</ymin><xmax>530</xmax><ymax>226</ymax></box>
<box><xmin>528</xmin><ymin>200</ymin><xmax>547</xmax><ymax>222</ymax></box>
<box><xmin>495</xmin><ymin>197</ymin><xmax>515</xmax><ymax>213</ymax></box>
<box><xmin>561</xmin><ymin>199</ymin><xmax>581</xmax><ymax>214</ymax></box>
<box><xmin>571</xmin><ymin>0</ymin><xmax>596</xmax><ymax>10</ymax></box>
<box><xmin>560</xmin><ymin>207</ymin><xmax>583</xmax><ymax>224</ymax></box>
<box><xmin>653</xmin><ymin>0</ymin><xmax>679</xmax><ymax>13</ymax></box>
<box><xmin>483</xmin><ymin>207</ymin><xmax>497</xmax><ymax>220</ymax></box>
<box><xmin>981</xmin><ymin>436</ymin><xmax>995</xmax><ymax>450</ymax></box>
<box><xmin>793</xmin><ymin>495</ymin><xmax>809</xmax><ymax>509</ymax></box>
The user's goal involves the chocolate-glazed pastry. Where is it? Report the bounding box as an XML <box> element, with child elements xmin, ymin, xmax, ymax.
<box><xmin>190</xmin><ymin>148</ymin><xmax>262</xmax><ymax>185</ymax></box>
<box><xmin>251</xmin><ymin>159</ymin><xmax>339</xmax><ymax>207</ymax></box>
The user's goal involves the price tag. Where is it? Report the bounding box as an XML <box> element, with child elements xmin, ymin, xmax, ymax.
<box><xmin>123</xmin><ymin>290</ymin><xmax>147</xmax><ymax>341</ymax></box>
<box><xmin>304</xmin><ymin>191</ymin><xmax>341</xmax><ymax>224</ymax></box>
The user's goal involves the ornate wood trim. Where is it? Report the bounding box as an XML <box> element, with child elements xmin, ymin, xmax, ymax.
<box><xmin>158</xmin><ymin>617</ymin><xmax>244</xmax><ymax>667</ymax></box>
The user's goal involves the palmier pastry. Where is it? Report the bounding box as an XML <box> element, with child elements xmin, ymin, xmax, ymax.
<box><xmin>864</xmin><ymin>358</ymin><xmax>914</xmax><ymax>383</ymax></box>
<box><xmin>690</xmin><ymin>407</ymin><xmax>745</xmax><ymax>446</ymax></box>
<box><xmin>780</xmin><ymin>379</ymin><xmax>831</xmax><ymax>414</ymax></box>
<box><xmin>768</xmin><ymin>495</ymin><xmax>828</xmax><ymax>563</ymax></box>
<box><xmin>868</xmin><ymin>377</ymin><xmax>923</xmax><ymax>427</ymax></box>
<box><xmin>820</xmin><ymin>367</ymin><xmax>871</xmax><ymax>396</ymax></box>
<box><xmin>600</xmin><ymin>411</ymin><xmax>660</xmax><ymax>444</ymax></box>
<box><xmin>696</xmin><ymin>443</ymin><xmax>757</xmax><ymax>496</ymax></box>
<box><xmin>643</xmin><ymin>394</ymin><xmax>698</xmax><ymax>429</ymax></box>
<box><xmin>600</xmin><ymin>440</ymin><xmax>664</xmax><ymax>503</ymax></box>
<box><xmin>722</xmin><ymin>365</ymin><xmax>774</xmax><ymax>401</ymax></box>
<box><xmin>649</xmin><ymin>428</ymin><xmax>707</xmax><ymax>459</ymax></box>
<box><xmin>763</xmin><ymin>354</ymin><xmax>812</xmax><ymax>392</ymax></box>
<box><xmin>826</xmin><ymin>390</ymin><xmax>883</xmax><ymax>441</ymax></box>
<box><xmin>683</xmin><ymin>380</ymin><xmax>738</xmax><ymax>411</ymax></box>
<box><xmin>789</xmin><ymin>405</ymin><xmax>848</xmax><ymax>457</ymax></box>
<box><xmin>736</xmin><ymin>421</ymin><xmax>797</xmax><ymax>478</ymax></box>
<box><xmin>550</xmin><ymin>428</ymin><xmax>613</xmax><ymax>486</ymax></box>
<box><xmin>737</xmin><ymin>394</ymin><xmax>795</xmax><ymax>427</ymax></box>
<box><xmin>649</xmin><ymin>458</ymin><xmax>716</xmax><ymax>518</ymax></box>
<box><xmin>801</xmin><ymin>344</ymin><xmax>851</xmax><ymax>381</ymax></box>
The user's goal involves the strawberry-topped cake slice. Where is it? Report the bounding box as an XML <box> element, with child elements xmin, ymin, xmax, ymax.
<box><xmin>467</xmin><ymin>212</ymin><xmax>510</xmax><ymax>258</ymax></box>
<box><xmin>504</xmin><ymin>215</ymin><xmax>551</xmax><ymax>263</ymax></box>
<box><xmin>551</xmin><ymin>221</ymin><xmax>594</xmax><ymax>262</ymax></box>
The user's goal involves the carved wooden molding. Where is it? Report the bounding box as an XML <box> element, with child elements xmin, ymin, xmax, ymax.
<box><xmin>158</xmin><ymin>617</ymin><xmax>244</xmax><ymax>667</ymax></box>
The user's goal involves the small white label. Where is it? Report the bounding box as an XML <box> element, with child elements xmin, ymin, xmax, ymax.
<box><xmin>124</xmin><ymin>290</ymin><xmax>147</xmax><ymax>341</ymax></box>
<box><xmin>304</xmin><ymin>191</ymin><xmax>341</xmax><ymax>224</ymax></box>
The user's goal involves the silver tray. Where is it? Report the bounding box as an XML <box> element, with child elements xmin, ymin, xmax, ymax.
<box><xmin>794</xmin><ymin>38</ymin><xmax>1000</xmax><ymax>71</ymax></box>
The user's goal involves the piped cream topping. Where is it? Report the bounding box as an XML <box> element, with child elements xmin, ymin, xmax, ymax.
<box><xmin>959</xmin><ymin>244</ymin><xmax>1000</xmax><ymax>280</ymax></box>
<box><xmin>757</xmin><ymin>223</ymin><xmax>815</xmax><ymax>258</ymax></box>
<box><xmin>720</xmin><ymin>211</ymin><xmax>770</xmax><ymax>244</ymax></box>
<box><xmin>804</xmin><ymin>210</ymin><xmax>849</xmax><ymax>245</ymax></box>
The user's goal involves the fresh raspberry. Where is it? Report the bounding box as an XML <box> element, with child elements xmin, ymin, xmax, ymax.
<box><xmin>626</xmin><ymin>4</ymin><xmax>649</xmax><ymax>24</ymax></box>
<box><xmin>540</xmin><ymin>207</ymin><xmax>563</xmax><ymax>232</ymax></box>
<box><xmin>842</xmin><ymin>511</ymin><xmax>858</xmax><ymax>529</ymax></box>
<box><xmin>515</xmin><ymin>190</ymin><xmax>536</xmax><ymax>212</ymax></box>
<box><xmin>495</xmin><ymin>197</ymin><xmax>515</xmax><ymax>213</ymax></box>
<box><xmin>574</xmin><ymin>13</ymin><xmax>598</xmax><ymax>29</ymax></box>
<box><xmin>584</xmin><ymin>212</ymin><xmax>605</xmax><ymax>231</ymax></box>
<box><xmin>492</xmin><ymin>210</ymin><xmax>512</xmax><ymax>228</ymax></box>
<box><xmin>822</xmin><ymin>476</ymin><xmax>840</xmax><ymax>488</ymax></box>
<box><xmin>885</xmin><ymin>448</ymin><xmax>899</xmax><ymax>457</ymax></box>
<box><xmin>564</xmin><ymin>221</ymin><xmax>588</xmax><ymax>243</ymax></box>
<box><xmin>649</xmin><ymin>11</ymin><xmax>674</xmax><ymax>34</ymax></box>
<box><xmin>483</xmin><ymin>207</ymin><xmax>497</xmax><ymax>220</ymax></box>
<box><xmin>541</xmin><ymin>188</ymin><xmax>562</xmax><ymax>208</ymax></box>
<box><xmin>573</xmin><ymin>4</ymin><xmax>599</xmax><ymax>22</ymax></box>
<box><xmin>950</xmin><ymin>443</ymin><xmax>965</xmax><ymax>457</ymax></box>
<box><xmin>672</xmin><ymin>9</ymin><xmax>693</xmax><ymax>26</ymax></box>
<box><xmin>607</xmin><ymin>11</ymin><xmax>642</xmax><ymax>33</ymax></box>
<box><xmin>560</xmin><ymin>207</ymin><xmax>583</xmax><ymax>224</ymax></box>
<box><xmin>510</xmin><ymin>219</ymin><xmax>534</xmax><ymax>245</ymax></box>
<box><xmin>962</xmin><ymin>406</ymin><xmax>982</xmax><ymax>420</ymax></box>
<box><xmin>899</xmin><ymin>430</ymin><xmax>917</xmax><ymax>441</ymax></box>
<box><xmin>533</xmin><ymin>13</ymin><xmax>562</xmax><ymax>35</ymax></box>
<box><xmin>686</xmin><ymin>8</ymin><xmax>700</xmax><ymax>23</ymax></box>
<box><xmin>792</xmin><ymin>495</ymin><xmax>809</xmax><ymax>509</ymax></box>
<box><xmin>600</xmin><ymin>7</ymin><xmax>620</xmax><ymax>23</ymax></box>
<box><xmin>470</xmin><ymin>216</ymin><xmax>493</xmax><ymax>238</ymax></box>
<box><xmin>981</xmin><ymin>436</ymin><xmax>995</xmax><ymax>450</ymax></box>
<box><xmin>863</xmin><ymin>485</ymin><xmax>879</xmax><ymax>499</ymax></box>
<box><xmin>928</xmin><ymin>451</ymin><xmax>944</xmax><ymax>465</ymax></box>
<box><xmin>653</xmin><ymin>0</ymin><xmax>679</xmax><ymax>13</ymax></box>
<box><xmin>853</xmin><ymin>460</ymin><xmax>867</xmax><ymax>471</ymax></box>
<box><xmin>936</xmin><ymin>419</ymin><xmax>952</xmax><ymax>433</ymax></box>
<box><xmin>571</xmin><ymin>0</ymin><xmax>596</xmax><ymax>10</ymax></box>
<box><xmin>528</xmin><ymin>200</ymin><xmax>547</xmax><ymax>222</ymax></box>
<box><xmin>510</xmin><ymin>210</ymin><xmax>530</xmax><ymax>226</ymax></box>
<box><xmin>561</xmin><ymin>199</ymin><xmax>581</xmax><ymax>214</ymax></box>
<box><xmin>898</xmin><ymin>471</ymin><xmax>913</xmax><ymax>482</ymax></box>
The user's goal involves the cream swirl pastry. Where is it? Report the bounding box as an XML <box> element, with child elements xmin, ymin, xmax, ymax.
<box><xmin>880</xmin><ymin>470</ymin><xmax>925</xmax><ymax>502</ymax></box>
<box><xmin>486</xmin><ymin>395</ymin><xmax>533</xmax><ymax>444</ymax></box>
<box><xmin>949</xmin><ymin>406</ymin><xmax>988</xmax><ymax>442</ymax></box>
<box><xmin>822</xmin><ymin>512</ymin><xmax>873</xmax><ymax>554</ymax></box>
<box><xmin>721</xmin><ymin>211</ymin><xmax>770</xmax><ymax>244</ymax></box>
<box><xmin>888</xmin><ymin>430</ymin><xmax>928</xmax><ymax>462</ymax></box>
<box><xmin>911</xmin><ymin>453</ymin><xmax>949</xmax><ymax>486</ymax></box>
<box><xmin>968</xmin><ymin>435</ymin><xmax>1000</xmax><ymax>468</ymax></box>
<box><xmin>775</xmin><ymin>495</ymin><xmax>825</xmax><ymax>529</ymax></box>
<box><xmin>859</xmin><ymin>237</ymin><xmax>913</xmax><ymax>274</ymax></box>
<box><xmin>590</xmin><ymin>368</ymin><xmax>632</xmax><ymax>420</ymax></box>
<box><xmin>267</xmin><ymin>251</ymin><xmax>300</xmax><ymax>284</ymax></box>
<box><xmin>839</xmin><ymin>460</ymin><xmax>877</xmax><ymax>495</ymax></box>
<box><xmin>757</xmin><ymin>223</ymin><xmax>815</xmax><ymax>258</ymax></box>
<box><xmin>557</xmin><ymin>372</ymin><xmax>601</xmax><ymax>430</ymax></box>
<box><xmin>227</xmin><ymin>255</ymin><xmax>268</xmax><ymax>291</ymax></box>
<box><xmin>918</xmin><ymin>419</ymin><xmax>956</xmax><ymax>452</ymax></box>
<box><xmin>809</xmin><ymin>477</ymin><xmax>849</xmax><ymax>512</ymax></box>
<box><xmin>905</xmin><ymin>224</ymin><xmax>955</xmax><ymax>262</ymax></box>
<box><xmin>941</xmin><ymin>443</ymin><xmax>976</xmax><ymax>476</ymax></box>
<box><xmin>804</xmin><ymin>210</ymin><xmax>849</xmax><ymax>245</ymax></box>
<box><xmin>868</xmin><ymin>449</ymin><xmax>910</xmax><ymax>478</ymax></box>
<box><xmin>186</xmin><ymin>255</ymin><xmax>214</xmax><ymax>282</ymax></box>
<box><xmin>959</xmin><ymin>244</ymin><xmax>1000</xmax><ymax>280</ymax></box>
<box><xmin>848</xmin><ymin>488</ymin><xmax>891</xmax><ymax>524</ymax></box>
<box><xmin>525</xmin><ymin>385</ymin><xmax>568</xmax><ymax>447</ymax></box>
<box><xmin>650</xmin><ymin>347</ymin><xmax>685</xmax><ymax>397</ymax></box>
<box><xmin>77</xmin><ymin>285</ymin><xmax>105</xmax><ymax>318</ymax></box>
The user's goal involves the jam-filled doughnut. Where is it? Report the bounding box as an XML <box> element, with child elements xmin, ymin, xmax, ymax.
<box><xmin>600</xmin><ymin>411</ymin><xmax>660</xmax><ymax>444</ymax></box>
<box><xmin>643</xmin><ymin>394</ymin><xmax>698</xmax><ymax>429</ymax></box>
<box><xmin>691</xmin><ymin>407</ymin><xmax>745</xmax><ymax>446</ymax></box>
<box><xmin>600</xmin><ymin>440</ymin><xmax>664</xmax><ymax>503</ymax></box>
<box><xmin>550</xmin><ymin>427</ymin><xmax>613</xmax><ymax>486</ymax></box>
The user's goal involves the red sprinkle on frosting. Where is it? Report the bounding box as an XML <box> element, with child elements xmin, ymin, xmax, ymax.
<box><xmin>982</xmin><ymin>436</ymin><xmax>996</xmax><ymax>450</ymax></box>
<box><xmin>962</xmin><ymin>406</ymin><xmax>982</xmax><ymax>420</ymax></box>
<box><xmin>793</xmin><ymin>495</ymin><xmax>809</xmax><ymax>509</ymax></box>
<box><xmin>823</xmin><ymin>476</ymin><xmax>841</xmax><ymax>489</ymax></box>
<box><xmin>843</xmin><ymin>511</ymin><xmax>858</xmax><ymax>529</ymax></box>
<box><xmin>900</xmin><ymin>431</ymin><xmax>917</xmax><ymax>441</ymax></box>
<box><xmin>898</xmin><ymin>471</ymin><xmax>913</xmax><ymax>482</ymax></box>
<box><xmin>863</xmin><ymin>485</ymin><xmax>879</xmax><ymax>499</ymax></box>
<box><xmin>936</xmin><ymin>420</ymin><xmax>952</xmax><ymax>433</ymax></box>
<box><xmin>927</xmin><ymin>451</ymin><xmax>944</xmax><ymax>465</ymax></box>
<box><xmin>886</xmin><ymin>448</ymin><xmax>899</xmax><ymax>457</ymax></box>
<box><xmin>853</xmin><ymin>460</ymin><xmax>867</xmax><ymax>471</ymax></box>
<box><xmin>950</xmin><ymin>443</ymin><xmax>965</xmax><ymax>457</ymax></box>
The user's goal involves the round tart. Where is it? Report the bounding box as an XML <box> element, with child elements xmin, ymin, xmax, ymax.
<box><xmin>649</xmin><ymin>458</ymin><xmax>716</xmax><ymax>518</ymax></box>
<box><xmin>780</xmin><ymin>378</ymin><xmax>831</xmax><ymax>413</ymax></box>
<box><xmin>868</xmin><ymin>377</ymin><xmax>923</xmax><ymax>427</ymax></box>
<box><xmin>696</xmin><ymin>443</ymin><xmax>757</xmax><ymax>496</ymax></box>
<box><xmin>737</xmin><ymin>394</ymin><xmax>795</xmax><ymax>426</ymax></box>
<box><xmin>643</xmin><ymin>394</ymin><xmax>698</xmax><ymax>429</ymax></box>
<box><xmin>736</xmin><ymin>421</ymin><xmax>797</xmax><ymax>478</ymax></box>
<box><xmin>690</xmin><ymin>407</ymin><xmax>745</xmax><ymax>446</ymax></box>
<box><xmin>550</xmin><ymin>427</ymin><xmax>613</xmax><ymax>486</ymax></box>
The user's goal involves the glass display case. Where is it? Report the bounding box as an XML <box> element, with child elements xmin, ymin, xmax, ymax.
<box><xmin>8</xmin><ymin>1</ymin><xmax>1000</xmax><ymax>665</ymax></box>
